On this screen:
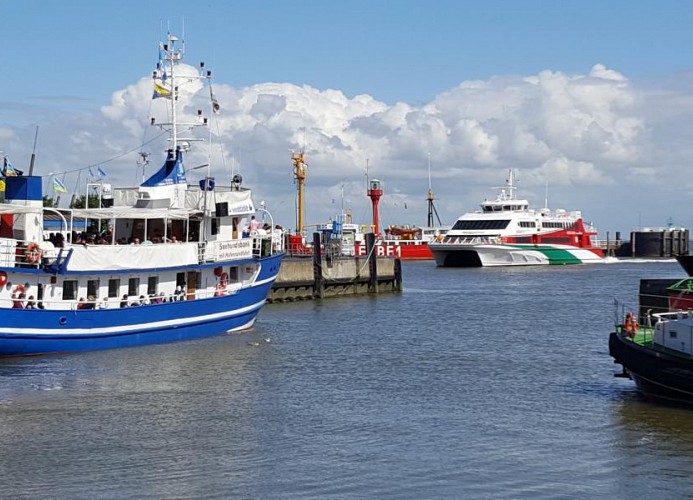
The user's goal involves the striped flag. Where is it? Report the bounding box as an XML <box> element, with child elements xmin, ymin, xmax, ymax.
<box><xmin>53</xmin><ymin>177</ymin><xmax>68</xmax><ymax>193</ymax></box>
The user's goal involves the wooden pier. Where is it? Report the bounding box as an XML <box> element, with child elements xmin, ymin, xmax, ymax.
<box><xmin>268</xmin><ymin>233</ymin><xmax>403</xmax><ymax>302</ymax></box>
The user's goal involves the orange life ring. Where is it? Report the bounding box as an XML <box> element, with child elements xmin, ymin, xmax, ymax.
<box><xmin>25</xmin><ymin>243</ymin><xmax>42</xmax><ymax>264</ymax></box>
<box><xmin>0</xmin><ymin>271</ymin><xmax>7</xmax><ymax>287</ymax></box>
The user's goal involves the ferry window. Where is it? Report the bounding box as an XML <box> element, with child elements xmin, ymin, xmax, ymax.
<box><xmin>670</xmin><ymin>331</ymin><xmax>678</xmax><ymax>339</ymax></box>
<box><xmin>108</xmin><ymin>279</ymin><xmax>120</xmax><ymax>298</ymax></box>
<box><xmin>128</xmin><ymin>277</ymin><xmax>140</xmax><ymax>296</ymax></box>
<box><xmin>62</xmin><ymin>280</ymin><xmax>78</xmax><ymax>301</ymax></box>
<box><xmin>87</xmin><ymin>279</ymin><xmax>99</xmax><ymax>298</ymax></box>
<box><xmin>229</xmin><ymin>267</ymin><xmax>239</xmax><ymax>282</ymax></box>
<box><xmin>211</xmin><ymin>218</ymin><xmax>219</xmax><ymax>235</ymax></box>
<box><xmin>147</xmin><ymin>276</ymin><xmax>158</xmax><ymax>296</ymax></box>
<box><xmin>176</xmin><ymin>272</ymin><xmax>185</xmax><ymax>287</ymax></box>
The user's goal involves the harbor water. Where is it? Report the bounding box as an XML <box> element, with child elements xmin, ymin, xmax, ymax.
<box><xmin>2</xmin><ymin>259</ymin><xmax>693</xmax><ymax>499</ymax></box>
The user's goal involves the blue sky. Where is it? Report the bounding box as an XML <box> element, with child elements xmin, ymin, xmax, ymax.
<box><xmin>3</xmin><ymin>0</ymin><xmax>693</xmax><ymax>233</ymax></box>
<box><xmin>4</xmin><ymin>1</ymin><xmax>693</xmax><ymax>106</ymax></box>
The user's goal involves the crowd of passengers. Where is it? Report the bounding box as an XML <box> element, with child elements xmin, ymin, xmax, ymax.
<box><xmin>47</xmin><ymin>229</ymin><xmax>186</xmax><ymax>247</ymax></box>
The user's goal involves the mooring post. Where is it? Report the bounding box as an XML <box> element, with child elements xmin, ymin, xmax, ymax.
<box><xmin>312</xmin><ymin>232</ymin><xmax>324</xmax><ymax>299</ymax></box>
<box><xmin>394</xmin><ymin>258</ymin><xmax>402</xmax><ymax>292</ymax></box>
<box><xmin>366</xmin><ymin>232</ymin><xmax>378</xmax><ymax>294</ymax></box>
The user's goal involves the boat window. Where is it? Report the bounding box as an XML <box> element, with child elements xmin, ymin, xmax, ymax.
<box><xmin>108</xmin><ymin>279</ymin><xmax>120</xmax><ymax>298</ymax></box>
<box><xmin>176</xmin><ymin>272</ymin><xmax>185</xmax><ymax>288</ymax></box>
<box><xmin>211</xmin><ymin>217</ymin><xmax>219</xmax><ymax>235</ymax></box>
<box><xmin>670</xmin><ymin>331</ymin><xmax>678</xmax><ymax>339</ymax></box>
<box><xmin>229</xmin><ymin>267</ymin><xmax>239</xmax><ymax>283</ymax></box>
<box><xmin>147</xmin><ymin>276</ymin><xmax>158</xmax><ymax>296</ymax></box>
<box><xmin>62</xmin><ymin>280</ymin><xmax>78</xmax><ymax>301</ymax></box>
<box><xmin>128</xmin><ymin>277</ymin><xmax>140</xmax><ymax>297</ymax></box>
<box><xmin>451</xmin><ymin>220</ymin><xmax>511</xmax><ymax>231</ymax></box>
<box><xmin>519</xmin><ymin>221</ymin><xmax>536</xmax><ymax>228</ymax></box>
<box><xmin>87</xmin><ymin>279</ymin><xmax>99</xmax><ymax>299</ymax></box>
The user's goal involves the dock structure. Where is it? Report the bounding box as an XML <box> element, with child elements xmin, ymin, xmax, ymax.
<box><xmin>599</xmin><ymin>228</ymin><xmax>690</xmax><ymax>258</ymax></box>
<box><xmin>268</xmin><ymin>233</ymin><xmax>403</xmax><ymax>302</ymax></box>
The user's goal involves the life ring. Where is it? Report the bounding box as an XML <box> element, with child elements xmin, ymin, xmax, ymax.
<box><xmin>0</xmin><ymin>271</ymin><xmax>7</xmax><ymax>287</ymax></box>
<box><xmin>25</xmin><ymin>243</ymin><xmax>42</xmax><ymax>264</ymax></box>
<box><xmin>11</xmin><ymin>284</ymin><xmax>25</xmax><ymax>298</ymax></box>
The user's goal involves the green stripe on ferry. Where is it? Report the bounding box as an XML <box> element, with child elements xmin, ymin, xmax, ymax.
<box><xmin>507</xmin><ymin>245</ymin><xmax>583</xmax><ymax>265</ymax></box>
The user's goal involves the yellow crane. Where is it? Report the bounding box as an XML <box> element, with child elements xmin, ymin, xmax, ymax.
<box><xmin>291</xmin><ymin>150</ymin><xmax>308</xmax><ymax>233</ymax></box>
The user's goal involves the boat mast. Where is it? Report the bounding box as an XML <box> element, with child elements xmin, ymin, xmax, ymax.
<box><xmin>291</xmin><ymin>150</ymin><xmax>308</xmax><ymax>233</ymax></box>
<box><xmin>426</xmin><ymin>153</ymin><xmax>443</xmax><ymax>227</ymax></box>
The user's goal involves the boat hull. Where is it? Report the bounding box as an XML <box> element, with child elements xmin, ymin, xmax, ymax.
<box><xmin>430</xmin><ymin>244</ymin><xmax>603</xmax><ymax>267</ymax></box>
<box><xmin>609</xmin><ymin>331</ymin><xmax>693</xmax><ymax>405</ymax></box>
<box><xmin>0</xmin><ymin>253</ymin><xmax>283</xmax><ymax>356</ymax></box>
<box><xmin>355</xmin><ymin>243</ymin><xmax>433</xmax><ymax>260</ymax></box>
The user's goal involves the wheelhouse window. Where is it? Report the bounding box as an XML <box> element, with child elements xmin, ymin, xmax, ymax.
<box><xmin>62</xmin><ymin>280</ymin><xmax>78</xmax><ymax>301</ymax></box>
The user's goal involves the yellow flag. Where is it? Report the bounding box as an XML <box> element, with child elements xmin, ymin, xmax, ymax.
<box><xmin>0</xmin><ymin>178</ymin><xmax>5</xmax><ymax>192</ymax></box>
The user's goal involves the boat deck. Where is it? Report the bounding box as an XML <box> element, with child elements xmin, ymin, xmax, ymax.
<box><xmin>615</xmin><ymin>324</ymin><xmax>693</xmax><ymax>359</ymax></box>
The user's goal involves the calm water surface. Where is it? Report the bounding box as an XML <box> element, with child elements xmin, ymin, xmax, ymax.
<box><xmin>1</xmin><ymin>259</ymin><xmax>692</xmax><ymax>499</ymax></box>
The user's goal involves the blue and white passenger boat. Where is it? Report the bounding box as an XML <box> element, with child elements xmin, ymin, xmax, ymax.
<box><xmin>0</xmin><ymin>34</ymin><xmax>284</xmax><ymax>356</ymax></box>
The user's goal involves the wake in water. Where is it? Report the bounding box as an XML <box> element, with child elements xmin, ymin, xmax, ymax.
<box><xmin>599</xmin><ymin>257</ymin><xmax>678</xmax><ymax>265</ymax></box>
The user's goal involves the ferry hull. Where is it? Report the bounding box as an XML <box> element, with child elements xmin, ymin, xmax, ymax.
<box><xmin>0</xmin><ymin>253</ymin><xmax>283</xmax><ymax>356</ymax></box>
<box><xmin>609</xmin><ymin>331</ymin><xmax>693</xmax><ymax>405</ymax></box>
<box><xmin>431</xmin><ymin>244</ymin><xmax>603</xmax><ymax>267</ymax></box>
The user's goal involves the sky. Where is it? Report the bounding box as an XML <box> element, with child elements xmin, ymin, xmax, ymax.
<box><xmin>2</xmin><ymin>0</ymin><xmax>693</xmax><ymax>235</ymax></box>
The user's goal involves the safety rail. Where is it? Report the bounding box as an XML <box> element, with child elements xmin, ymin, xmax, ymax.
<box><xmin>2</xmin><ymin>283</ymin><xmax>245</xmax><ymax>311</ymax></box>
<box><xmin>0</xmin><ymin>238</ymin><xmax>59</xmax><ymax>269</ymax></box>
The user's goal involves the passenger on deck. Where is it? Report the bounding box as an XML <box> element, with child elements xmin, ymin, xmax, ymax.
<box><xmin>83</xmin><ymin>295</ymin><xmax>96</xmax><ymax>310</ymax></box>
<box><xmin>77</xmin><ymin>297</ymin><xmax>85</xmax><ymax>310</ymax></box>
<box><xmin>25</xmin><ymin>296</ymin><xmax>36</xmax><ymax>310</ymax></box>
<box><xmin>12</xmin><ymin>293</ymin><xmax>25</xmax><ymax>309</ymax></box>
<box><xmin>120</xmin><ymin>294</ymin><xmax>129</xmax><ymax>308</ymax></box>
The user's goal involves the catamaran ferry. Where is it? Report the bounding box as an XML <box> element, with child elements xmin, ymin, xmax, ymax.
<box><xmin>429</xmin><ymin>170</ymin><xmax>604</xmax><ymax>267</ymax></box>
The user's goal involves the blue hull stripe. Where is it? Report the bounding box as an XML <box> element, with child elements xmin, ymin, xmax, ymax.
<box><xmin>0</xmin><ymin>299</ymin><xmax>266</xmax><ymax>337</ymax></box>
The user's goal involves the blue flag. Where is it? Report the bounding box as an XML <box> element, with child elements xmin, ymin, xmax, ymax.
<box><xmin>97</xmin><ymin>167</ymin><xmax>107</xmax><ymax>178</ymax></box>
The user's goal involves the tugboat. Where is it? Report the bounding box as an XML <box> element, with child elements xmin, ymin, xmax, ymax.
<box><xmin>0</xmin><ymin>33</ymin><xmax>284</xmax><ymax>356</ymax></box>
<box><xmin>429</xmin><ymin>170</ymin><xmax>603</xmax><ymax>267</ymax></box>
<box><xmin>610</xmin><ymin>277</ymin><xmax>693</xmax><ymax>405</ymax></box>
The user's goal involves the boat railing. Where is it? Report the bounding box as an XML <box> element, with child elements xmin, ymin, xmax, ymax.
<box><xmin>0</xmin><ymin>237</ymin><xmax>66</xmax><ymax>270</ymax></box>
<box><xmin>1</xmin><ymin>283</ymin><xmax>246</xmax><ymax>310</ymax></box>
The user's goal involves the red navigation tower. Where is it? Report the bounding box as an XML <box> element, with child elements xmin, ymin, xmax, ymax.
<box><xmin>367</xmin><ymin>178</ymin><xmax>383</xmax><ymax>235</ymax></box>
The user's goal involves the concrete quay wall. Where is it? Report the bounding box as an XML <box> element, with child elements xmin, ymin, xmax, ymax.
<box><xmin>268</xmin><ymin>256</ymin><xmax>401</xmax><ymax>303</ymax></box>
